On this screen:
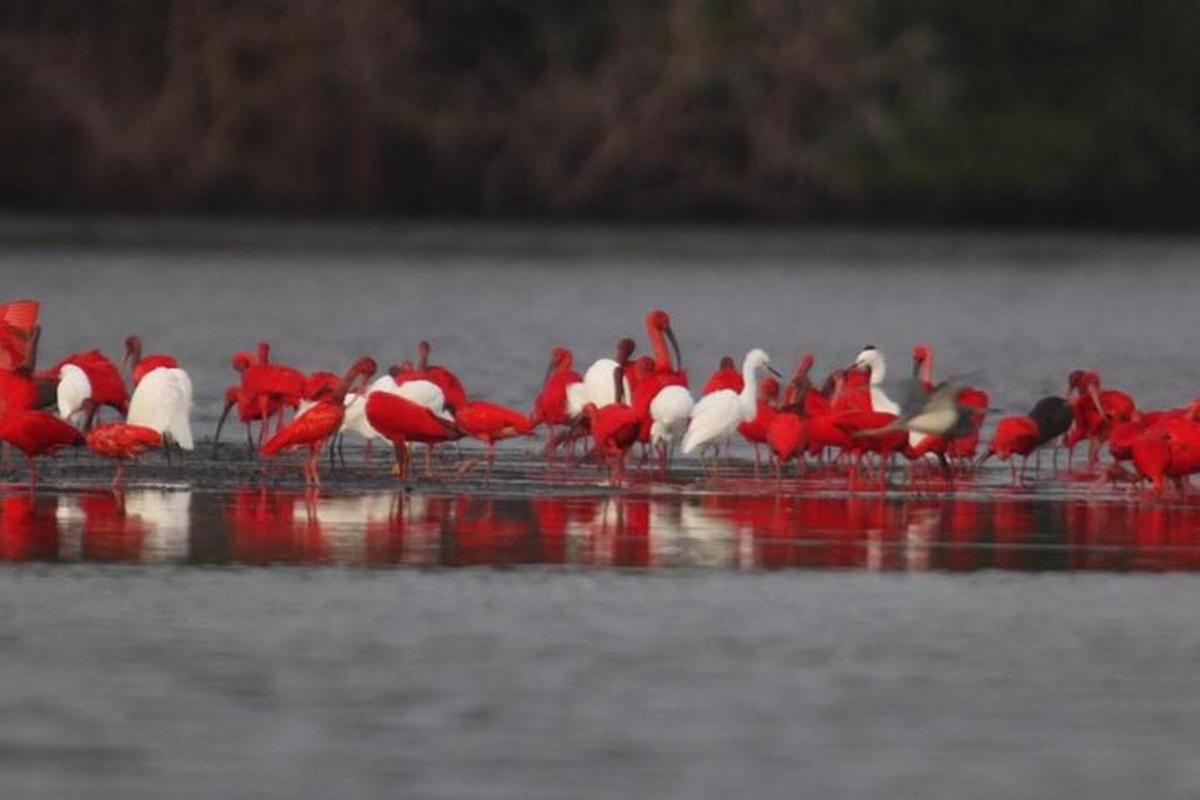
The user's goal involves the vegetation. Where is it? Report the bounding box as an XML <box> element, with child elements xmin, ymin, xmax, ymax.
<box><xmin>3</xmin><ymin>0</ymin><xmax>1199</xmax><ymax>224</ymax></box>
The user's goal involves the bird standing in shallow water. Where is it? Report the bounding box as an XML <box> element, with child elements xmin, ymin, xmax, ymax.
<box><xmin>683</xmin><ymin>349</ymin><xmax>780</xmax><ymax>479</ymax></box>
<box><xmin>260</xmin><ymin>357</ymin><xmax>377</xmax><ymax>486</ymax></box>
<box><xmin>0</xmin><ymin>410</ymin><xmax>83</xmax><ymax>488</ymax></box>
<box><xmin>86</xmin><ymin>423</ymin><xmax>163</xmax><ymax>487</ymax></box>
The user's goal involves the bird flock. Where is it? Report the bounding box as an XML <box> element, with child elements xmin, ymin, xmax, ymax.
<box><xmin>0</xmin><ymin>299</ymin><xmax>1193</xmax><ymax>496</ymax></box>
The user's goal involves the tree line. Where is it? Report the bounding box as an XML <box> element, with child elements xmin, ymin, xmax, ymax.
<box><xmin>3</xmin><ymin>0</ymin><xmax>1199</xmax><ymax>225</ymax></box>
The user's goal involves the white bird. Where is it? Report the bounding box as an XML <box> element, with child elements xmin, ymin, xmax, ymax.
<box><xmin>649</xmin><ymin>385</ymin><xmax>694</xmax><ymax>450</ymax></box>
<box><xmin>126</xmin><ymin>367</ymin><xmax>195</xmax><ymax>449</ymax></box>
<box><xmin>852</xmin><ymin>346</ymin><xmax>900</xmax><ymax>415</ymax></box>
<box><xmin>304</xmin><ymin>373</ymin><xmax>452</xmax><ymax>427</ymax></box>
<box><xmin>569</xmin><ymin>338</ymin><xmax>636</xmax><ymax>415</ymax></box>
<box><xmin>682</xmin><ymin>349</ymin><xmax>778</xmax><ymax>466</ymax></box>
<box><xmin>57</xmin><ymin>363</ymin><xmax>91</xmax><ymax>424</ymax></box>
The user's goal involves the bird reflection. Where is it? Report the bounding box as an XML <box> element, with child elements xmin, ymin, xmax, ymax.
<box><xmin>0</xmin><ymin>493</ymin><xmax>60</xmax><ymax>561</ymax></box>
<box><xmin>6</xmin><ymin>484</ymin><xmax>1200</xmax><ymax>571</ymax></box>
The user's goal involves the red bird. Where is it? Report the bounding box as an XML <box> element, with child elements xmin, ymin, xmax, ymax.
<box><xmin>0</xmin><ymin>410</ymin><xmax>83</xmax><ymax>486</ymax></box>
<box><xmin>644</xmin><ymin>309</ymin><xmax>687</xmax><ymax>386</ymax></box>
<box><xmin>737</xmin><ymin>376</ymin><xmax>780</xmax><ymax>476</ymax></box>
<box><xmin>0</xmin><ymin>300</ymin><xmax>39</xmax><ymax>372</ymax></box>
<box><xmin>1131</xmin><ymin>412</ymin><xmax>1200</xmax><ymax>496</ymax></box>
<box><xmin>1066</xmin><ymin>370</ymin><xmax>1136</xmax><ymax>469</ymax></box>
<box><xmin>43</xmin><ymin>349</ymin><xmax>129</xmax><ymax>428</ymax></box>
<box><xmin>365</xmin><ymin>392</ymin><xmax>461</xmax><ymax>479</ymax></box>
<box><xmin>531</xmin><ymin>346</ymin><xmax>581</xmax><ymax>429</ymax></box>
<box><xmin>766</xmin><ymin>411</ymin><xmax>807</xmax><ymax>479</ymax></box>
<box><xmin>0</xmin><ymin>364</ymin><xmax>40</xmax><ymax>419</ymax></box>
<box><xmin>409</xmin><ymin>340</ymin><xmax>468</xmax><ymax>412</ymax></box>
<box><xmin>212</xmin><ymin>384</ymin><xmax>285</xmax><ymax>455</ymax></box>
<box><xmin>233</xmin><ymin>345</ymin><xmax>307</xmax><ymax>447</ymax></box>
<box><xmin>980</xmin><ymin>416</ymin><xmax>1041</xmax><ymax>485</ymax></box>
<box><xmin>261</xmin><ymin>357</ymin><xmax>377</xmax><ymax>486</ymax></box>
<box><xmin>85</xmin><ymin>423</ymin><xmax>163</xmax><ymax>486</ymax></box>
<box><xmin>834</xmin><ymin>410</ymin><xmax>907</xmax><ymax>488</ymax></box>
<box><xmin>584</xmin><ymin>400</ymin><xmax>641</xmax><ymax>486</ymax></box>
<box><xmin>779</xmin><ymin>354</ymin><xmax>817</xmax><ymax>412</ymax></box>
<box><xmin>702</xmin><ymin>356</ymin><xmax>743</xmax><ymax>396</ymax></box>
<box><xmin>455</xmin><ymin>401</ymin><xmax>535</xmax><ymax>480</ymax></box>
<box><xmin>123</xmin><ymin>335</ymin><xmax>179</xmax><ymax>387</ymax></box>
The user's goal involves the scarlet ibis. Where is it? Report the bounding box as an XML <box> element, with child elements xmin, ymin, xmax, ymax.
<box><xmin>702</xmin><ymin>356</ymin><xmax>743</xmax><ymax>396</ymax></box>
<box><xmin>766</xmin><ymin>411</ymin><xmax>807</xmax><ymax>479</ymax></box>
<box><xmin>261</xmin><ymin>357</ymin><xmax>377</xmax><ymax>486</ymax></box>
<box><xmin>833</xmin><ymin>410</ymin><xmax>907</xmax><ymax>487</ymax></box>
<box><xmin>49</xmin><ymin>350</ymin><xmax>129</xmax><ymax>429</ymax></box>
<box><xmin>644</xmin><ymin>309</ymin><xmax>686</xmax><ymax>381</ymax></box>
<box><xmin>851</xmin><ymin>346</ymin><xmax>899</xmax><ymax>415</ymax></box>
<box><xmin>85</xmin><ymin>423</ymin><xmax>164</xmax><ymax>487</ymax></box>
<box><xmin>0</xmin><ymin>410</ymin><xmax>83</xmax><ymax>487</ymax></box>
<box><xmin>682</xmin><ymin>349</ymin><xmax>780</xmax><ymax>476</ymax></box>
<box><xmin>737</xmin><ymin>376</ymin><xmax>780</xmax><ymax>476</ymax></box>
<box><xmin>1130</xmin><ymin>411</ymin><xmax>1200</xmax><ymax>496</ymax></box>
<box><xmin>980</xmin><ymin>417</ymin><xmax>1041</xmax><ymax>484</ymax></box>
<box><xmin>584</xmin><ymin>397</ymin><xmax>641</xmax><ymax>487</ymax></box>
<box><xmin>212</xmin><ymin>384</ymin><xmax>282</xmax><ymax>456</ymax></box>
<box><xmin>233</xmin><ymin>345</ymin><xmax>306</xmax><ymax>448</ymax></box>
<box><xmin>455</xmin><ymin>401</ymin><xmax>535</xmax><ymax>480</ymax></box>
<box><xmin>122</xmin><ymin>335</ymin><xmax>179</xmax><ymax>387</ymax></box>
<box><xmin>779</xmin><ymin>354</ymin><xmax>816</xmax><ymax>411</ymax></box>
<box><xmin>365</xmin><ymin>392</ymin><xmax>461</xmax><ymax>480</ymax></box>
<box><xmin>531</xmin><ymin>347</ymin><xmax>581</xmax><ymax>429</ymax></box>
<box><xmin>1066</xmin><ymin>370</ymin><xmax>1136</xmax><ymax>469</ymax></box>
<box><xmin>413</xmin><ymin>340</ymin><xmax>468</xmax><ymax>411</ymax></box>
<box><xmin>0</xmin><ymin>300</ymin><xmax>40</xmax><ymax>372</ymax></box>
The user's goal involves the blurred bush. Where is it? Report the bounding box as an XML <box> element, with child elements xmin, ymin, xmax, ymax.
<box><xmin>2</xmin><ymin>0</ymin><xmax>1198</xmax><ymax>223</ymax></box>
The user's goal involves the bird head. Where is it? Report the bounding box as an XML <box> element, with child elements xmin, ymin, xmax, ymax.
<box><xmin>122</xmin><ymin>335</ymin><xmax>143</xmax><ymax>370</ymax></box>
<box><xmin>231</xmin><ymin>352</ymin><xmax>255</xmax><ymax>373</ymax></box>
<box><xmin>646</xmin><ymin>309</ymin><xmax>683</xmax><ymax>370</ymax></box>
<box><xmin>615</xmin><ymin>338</ymin><xmax>637</xmax><ymax>366</ymax></box>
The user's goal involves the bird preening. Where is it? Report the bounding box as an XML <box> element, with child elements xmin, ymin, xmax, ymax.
<box><xmin>0</xmin><ymin>297</ymin><xmax>1192</xmax><ymax>497</ymax></box>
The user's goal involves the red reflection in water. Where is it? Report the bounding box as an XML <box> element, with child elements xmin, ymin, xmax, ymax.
<box><xmin>80</xmin><ymin>491</ymin><xmax>148</xmax><ymax>562</ymax></box>
<box><xmin>0</xmin><ymin>494</ymin><xmax>59</xmax><ymax>561</ymax></box>
<box><xmin>226</xmin><ymin>488</ymin><xmax>328</xmax><ymax>566</ymax></box>
<box><xmin>10</xmin><ymin>485</ymin><xmax>1200</xmax><ymax>571</ymax></box>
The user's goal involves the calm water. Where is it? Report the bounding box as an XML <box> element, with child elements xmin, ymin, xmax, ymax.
<box><xmin>5</xmin><ymin>221</ymin><xmax>1200</xmax><ymax>798</ymax></box>
<box><xmin>5</xmin><ymin>486</ymin><xmax>1200</xmax><ymax>573</ymax></box>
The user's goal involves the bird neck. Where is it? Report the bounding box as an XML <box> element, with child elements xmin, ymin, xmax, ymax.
<box><xmin>648</xmin><ymin>327</ymin><xmax>671</xmax><ymax>373</ymax></box>
<box><xmin>738</xmin><ymin>361</ymin><xmax>759</xmax><ymax>413</ymax></box>
<box><xmin>868</xmin><ymin>358</ymin><xmax>886</xmax><ymax>386</ymax></box>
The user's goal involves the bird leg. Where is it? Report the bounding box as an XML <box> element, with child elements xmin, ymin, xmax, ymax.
<box><xmin>113</xmin><ymin>463</ymin><xmax>125</xmax><ymax>488</ymax></box>
<box><xmin>83</xmin><ymin>400</ymin><xmax>99</xmax><ymax>432</ymax></box>
<box><xmin>27</xmin><ymin>456</ymin><xmax>37</xmax><ymax>491</ymax></box>
<box><xmin>257</xmin><ymin>398</ymin><xmax>271</xmax><ymax>450</ymax></box>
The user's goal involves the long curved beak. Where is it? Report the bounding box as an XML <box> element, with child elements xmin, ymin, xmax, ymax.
<box><xmin>613</xmin><ymin>365</ymin><xmax>626</xmax><ymax>405</ymax></box>
<box><xmin>542</xmin><ymin>355</ymin><xmax>557</xmax><ymax>389</ymax></box>
<box><xmin>767</xmin><ymin>366</ymin><xmax>783</xmax><ymax>378</ymax></box>
<box><xmin>666</xmin><ymin>327</ymin><xmax>683</xmax><ymax>371</ymax></box>
<box><xmin>212</xmin><ymin>399</ymin><xmax>235</xmax><ymax>458</ymax></box>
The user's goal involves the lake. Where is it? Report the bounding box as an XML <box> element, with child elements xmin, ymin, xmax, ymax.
<box><xmin>3</xmin><ymin>219</ymin><xmax>1200</xmax><ymax>798</ymax></box>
